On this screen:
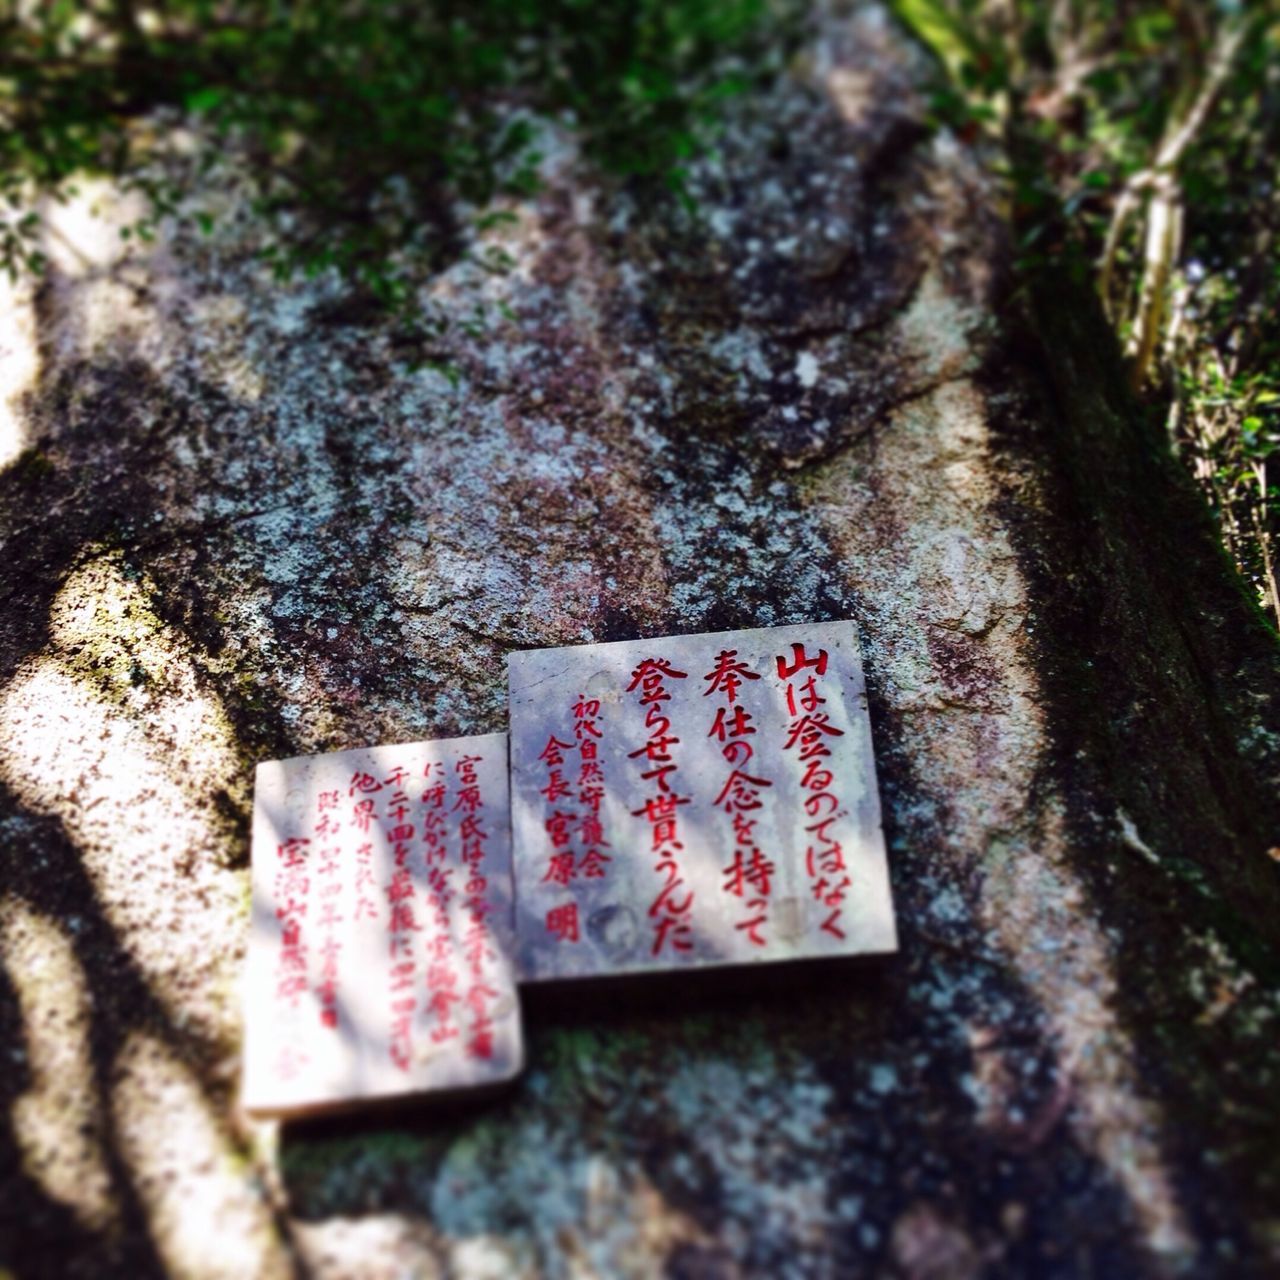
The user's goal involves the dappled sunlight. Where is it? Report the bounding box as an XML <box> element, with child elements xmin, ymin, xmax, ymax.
<box><xmin>813</xmin><ymin>3</ymin><xmax>904</xmax><ymax>127</ymax></box>
<box><xmin>981</xmin><ymin>808</ymin><xmax>1194</xmax><ymax>1259</ymax></box>
<box><xmin>111</xmin><ymin>1028</ymin><xmax>291</xmax><ymax>1279</ymax></box>
<box><xmin>421</xmin><ymin>122</ymin><xmax>582</xmax><ymax>313</ymax></box>
<box><xmin>0</xmin><ymin>0</ymin><xmax>1265</xmax><ymax>1273</ymax></box>
<box><xmin>825</xmin><ymin>66</ymin><xmax>879</xmax><ymax>124</ymax></box>
<box><xmin>0</xmin><ymin>894</ymin><xmax>118</xmax><ymax>1235</ymax></box>
<box><xmin>894</xmin><ymin>268</ymin><xmax>986</xmax><ymax>387</ymax></box>
<box><xmin>41</xmin><ymin>177</ymin><xmax>148</xmax><ymax>280</ymax></box>
<box><xmin>0</xmin><ymin>552</ymin><xmax>247</xmax><ymax>1052</ymax></box>
<box><xmin>42</xmin><ymin>174</ymin><xmax>272</xmax><ymax>409</ymax></box>
<box><xmin>813</xmin><ymin>373</ymin><xmax>1196</xmax><ymax>1265</ymax></box>
<box><xmin>42</xmin><ymin>554</ymin><xmax>243</xmax><ymax>802</ymax></box>
<box><xmin>924</xmin><ymin>382</ymin><xmax>1194</xmax><ymax>1261</ymax></box>
<box><xmin>0</xmin><ymin>269</ymin><xmax>38</xmax><ymax>469</ymax></box>
<box><xmin>37</xmin><ymin>179</ymin><xmax>164</xmax><ymax>372</ymax></box>
<box><xmin>291</xmin><ymin>1214</ymin><xmax>446</xmax><ymax>1279</ymax></box>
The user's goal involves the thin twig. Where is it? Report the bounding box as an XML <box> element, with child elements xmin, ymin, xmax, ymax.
<box><xmin>1097</xmin><ymin>16</ymin><xmax>1246</xmax><ymax>339</ymax></box>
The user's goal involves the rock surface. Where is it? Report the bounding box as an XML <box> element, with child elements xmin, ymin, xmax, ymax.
<box><xmin>1</xmin><ymin>3</ymin><xmax>1278</xmax><ymax>1278</ymax></box>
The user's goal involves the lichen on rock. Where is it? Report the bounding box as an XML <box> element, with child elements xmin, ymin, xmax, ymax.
<box><xmin>0</xmin><ymin>2</ymin><xmax>1277</xmax><ymax>1278</ymax></box>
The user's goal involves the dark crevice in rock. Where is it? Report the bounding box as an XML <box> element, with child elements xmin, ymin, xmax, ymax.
<box><xmin>982</xmin><ymin>291</ymin><xmax>1280</xmax><ymax>1263</ymax></box>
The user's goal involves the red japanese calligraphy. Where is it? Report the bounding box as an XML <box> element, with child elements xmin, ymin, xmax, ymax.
<box><xmin>704</xmin><ymin>649</ymin><xmax>775</xmax><ymax>946</ymax></box>
<box><xmin>628</xmin><ymin>656</ymin><xmax>694</xmax><ymax>955</ymax></box>
<box><xmin>540</xmin><ymin>695</ymin><xmax>612</xmax><ymax>929</ymax></box>
<box><xmin>573</xmin><ymin>694</ymin><xmax>611</xmax><ymax>881</ymax></box>
<box><xmin>263</xmin><ymin>740</ymin><xmax>516</xmax><ymax>1099</ymax></box>
<box><xmin>354</xmin><ymin>841</ymin><xmax>378</xmax><ymax>921</ymax></box>
<box><xmin>422</xmin><ymin>760</ymin><xmax>448</xmax><ymax>869</ymax></box>
<box><xmin>546</xmin><ymin>902</ymin><xmax>580</xmax><ymax>942</ymax></box>
<box><xmin>272</xmin><ymin>836</ymin><xmax>312</xmax><ymax>1078</ymax></box>
<box><xmin>703</xmin><ymin>648</ymin><xmax>761</xmax><ymax>704</ymax></box>
<box><xmin>454</xmin><ymin>753</ymin><xmax>498</xmax><ymax>1061</ymax></box>
<box><xmin>420</xmin><ymin>759</ymin><xmax>458</xmax><ymax>1046</ymax></box>
<box><xmin>381</xmin><ymin>764</ymin><xmax>421</xmax><ymax>1072</ymax></box>
<box><xmin>538</xmin><ymin>732</ymin><xmax>579</xmax><ymax>901</ymax></box>
<box><xmin>776</xmin><ymin>641</ymin><xmax>829</xmax><ymax>680</ymax></box>
<box><xmin>776</xmin><ymin>643</ymin><xmax>849</xmax><ymax>939</ymax></box>
<box><xmin>313</xmin><ymin>808</ymin><xmax>344</xmax><ymax>1030</ymax></box>
<box><xmin>351</xmin><ymin>797</ymin><xmax>375</xmax><ymax>832</ymax></box>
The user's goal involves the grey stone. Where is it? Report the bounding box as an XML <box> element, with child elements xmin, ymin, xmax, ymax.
<box><xmin>243</xmin><ymin>734</ymin><xmax>520</xmax><ymax>1114</ymax></box>
<box><xmin>1</xmin><ymin>1</ymin><xmax>1278</xmax><ymax>1274</ymax></box>
<box><xmin>509</xmin><ymin>622</ymin><xmax>895</xmax><ymax>980</ymax></box>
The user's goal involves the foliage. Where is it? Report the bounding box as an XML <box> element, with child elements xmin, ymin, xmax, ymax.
<box><xmin>892</xmin><ymin>0</ymin><xmax>1280</xmax><ymax>621</ymax></box>
<box><xmin>7</xmin><ymin>1</ymin><xmax>1277</xmax><ymax>616</ymax></box>
<box><xmin>0</xmin><ymin>0</ymin><xmax>785</xmax><ymax>317</ymax></box>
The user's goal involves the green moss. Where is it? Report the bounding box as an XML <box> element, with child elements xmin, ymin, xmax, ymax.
<box><xmin>2</xmin><ymin>0</ymin><xmax>796</xmax><ymax>321</ymax></box>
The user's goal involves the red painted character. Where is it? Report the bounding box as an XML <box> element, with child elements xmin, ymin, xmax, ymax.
<box><xmin>723</xmin><ymin>847</ymin><xmax>776</xmax><ymax>898</ymax></box>
<box><xmin>651</xmin><ymin>915</ymin><xmax>693</xmax><ymax>954</ymax></box>
<box><xmin>276</xmin><ymin>837</ymin><xmax>310</xmax><ymax>866</ymax></box>
<box><xmin>545</xmin><ymin>810</ymin><xmax>577</xmax><ymax>848</ymax></box>
<box><xmin>546</xmin><ymin>903</ymin><xmax>580</xmax><ymax>942</ymax></box>
<box><xmin>385</xmin><ymin>790</ymin><xmax>412</xmax><ymax>823</ymax></box>
<box><xmin>539</xmin><ymin>735</ymin><xmax>574</xmax><ymax>767</ymax></box>
<box><xmin>541</xmin><ymin>771</ymin><xmax>572</xmax><ymax>803</ymax></box>
<box><xmin>578</xmin><ymin>849</ymin><xmax>611</xmax><ymax>878</ymax></box>
<box><xmin>708</xmin><ymin>703</ymin><xmax>756</xmax><ymax>743</ymax></box>
<box><xmin>703</xmin><ymin>649</ymin><xmax>761</xmax><ymax>704</ymax></box>
<box><xmin>713</xmin><ymin>768</ymin><xmax>773</xmax><ymax>813</ymax></box>
<box><xmin>776</xmin><ymin>642</ymin><xmax>829</xmax><ymax>680</ymax></box>
<box><xmin>625</xmin><ymin>658</ymin><xmax>688</xmax><ymax>704</ymax></box>
<box><xmin>350</xmin><ymin>798</ymin><xmax>375</xmax><ymax>831</ymax></box>
<box><xmin>543</xmin><ymin>853</ymin><xmax>576</xmax><ymax>885</ymax></box>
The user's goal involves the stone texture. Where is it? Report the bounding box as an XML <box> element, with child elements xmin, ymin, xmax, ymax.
<box><xmin>0</xmin><ymin>2</ymin><xmax>1277</xmax><ymax>1278</ymax></box>
<box><xmin>508</xmin><ymin>621</ymin><xmax>894</xmax><ymax>979</ymax></box>
<box><xmin>244</xmin><ymin>735</ymin><xmax>520</xmax><ymax>1116</ymax></box>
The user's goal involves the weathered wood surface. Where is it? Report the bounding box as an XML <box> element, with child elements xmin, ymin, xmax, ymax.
<box><xmin>1</xmin><ymin>2</ymin><xmax>1278</xmax><ymax>1276</ymax></box>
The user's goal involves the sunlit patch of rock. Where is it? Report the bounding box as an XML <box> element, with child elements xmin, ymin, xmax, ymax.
<box><xmin>111</xmin><ymin>1029</ymin><xmax>291</xmax><ymax>1279</ymax></box>
<box><xmin>0</xmin><ymin>553</ymin><xmax>246</xmax><ymax>1053</ymax></box>
<box><xmin>0</xmin><ymin>895</ymin><xmax>118</xmax><ymax>1235</ymax></box>
<box><xmin>38</xmin><ymin>179</ymin><xmax>163</xmax><ymax>369</ymax></box>
<box><xmin>0</xmin><ymin>269</ymin><xmax>38</xmax><ymax>469</ymax></box>
<box><xmin>292</xmin><ymin>1214</ymin><xmax>445</xmax><ymax>1280</ymax></box>
<box><xmin>811</xmin><ymin>372</ymin><xmax>1194</xmax><ymax>1263</ymax></box>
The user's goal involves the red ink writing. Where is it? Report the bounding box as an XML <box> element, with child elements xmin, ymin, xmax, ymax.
<box><xmin>775</xmin><ymin>644</ymin><xmax>849</xmax><ymax>939</ymax></box>
<box><xmin>704</xmin><ymin>649</ymin><xmax>774</xmax><ymax>946</ymax></box>
<box><xmin>627</xmin><ymin>657</ymin><xmax>693</xmax><ymax>955</ymax></box>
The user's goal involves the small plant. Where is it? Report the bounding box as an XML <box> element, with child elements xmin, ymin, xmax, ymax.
<box><xmin>893</xmin><ymin>0</ymin><xmax>1280</xmax><ymax>620</ymax></box>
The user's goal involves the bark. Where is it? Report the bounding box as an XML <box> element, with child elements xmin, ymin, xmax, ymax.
<box><xmin>0</xmin><ymin>4</ymin><xmax>1276</xmax><ymax>1278</ymax></box>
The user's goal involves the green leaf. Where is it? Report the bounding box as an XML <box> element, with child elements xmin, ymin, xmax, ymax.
<box><xmin>892</xmin><ymin>0</ymin><xmax>983</xmax><ymax>79</ymax></box>
<box><xmin>185</xmin><ymin>86</ymin><xmax>227</xmax><ymax>114</ymax></box>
